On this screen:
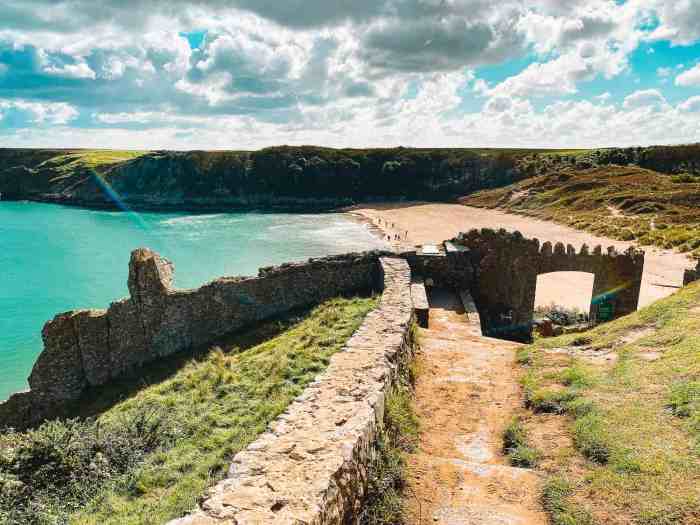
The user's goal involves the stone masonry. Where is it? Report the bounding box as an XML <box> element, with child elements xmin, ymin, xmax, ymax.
<box><xmin>0</xmin><ymin>249</ymin><xmax>387</xmax><ymax>430</ymax></box>
<box><xmin>169</xmin><ymin>256</ymin><xmax>414</xmax><ymax>525</ymax></box>
<box><xmin>406</xmin><ymin>228</ymin><xmax>645</xmax><ymax>342</ymax></box>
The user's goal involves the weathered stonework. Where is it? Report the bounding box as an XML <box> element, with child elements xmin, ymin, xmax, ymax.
<box><xmin>0</xmin><ymin>249</ymin><xmax>387</xmax><ymax>430</ymax></box>
<box><xmin>168</xmin><ymin>256</ymin><xmax>413</xmax><ymax>525</ymax></box>
<box><xmin>406</xmin><ymin>228</ymin><xmax>645</xmax><ymax>342</ymax></box>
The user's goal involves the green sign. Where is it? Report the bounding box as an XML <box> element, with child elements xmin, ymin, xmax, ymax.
<box><xmin>598</xmin><ymin>302</ymin><xmax>614</xmax><ymax>322</ymax></box>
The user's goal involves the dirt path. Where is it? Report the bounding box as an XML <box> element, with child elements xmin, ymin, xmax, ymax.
<box><xmin>405</xmin><ymin>289</ymin><xmax>546</xmax><ymax>525</ymax></box>
<box><xmin>351</xmin><ymin>202</ymin><xmax>693</xmax><ymax>310</ymax></box>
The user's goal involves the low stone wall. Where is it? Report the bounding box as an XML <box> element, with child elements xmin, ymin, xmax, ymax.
<box><xmin>170</xmin><ymin>256</ymin><xmax>414</xmax><ymax>525</ymax></box>
<box><xmin>0</xmin><ymin>249</ymin><xmax>387</xmax><ymax>430</ymax></box>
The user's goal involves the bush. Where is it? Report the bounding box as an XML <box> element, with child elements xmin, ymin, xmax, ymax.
<box><xmin>535</xmin><ymin>303</ymin><xmax>589</xmax><ymax>327</ymax></box>
<box><xmin>0</xmin><ymin>406</ymin><xmax>181</xmax><ymax>524</ymax></box>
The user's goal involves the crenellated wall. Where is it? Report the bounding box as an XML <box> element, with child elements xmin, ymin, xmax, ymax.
<box><xmin>405</xmin><ymin>228</ymin><xmax>645</xmax><ymax>342</ymax></box>
<box><xmin>0</xmin><ymin>228</ymin><xmax>646</xmax><ymax>430</ymax></box>
<box><xmin>0</xmin><ymin>249</ymin><xmax>387</xmax><ymax>430</ymax></box>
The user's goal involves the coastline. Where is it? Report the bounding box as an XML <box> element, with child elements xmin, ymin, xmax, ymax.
<box><xmin>349</xmin><ymin>201</ymin><xmax>693</xmax><ymax>311</ymax></box>
<box><xmin>345</xmin><ymin>204</ymin><xmax>419</xmax><ymax>253</ymax></box>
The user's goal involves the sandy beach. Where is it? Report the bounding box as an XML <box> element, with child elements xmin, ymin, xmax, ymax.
<box><xmin>351</xmin><ymin>202</ymin><xmax>693</xmax><ymax>311</ymax></box>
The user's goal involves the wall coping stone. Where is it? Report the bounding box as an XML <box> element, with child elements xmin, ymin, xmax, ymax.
<box><xmin>169</xmin><ymin>256</ymin><xmax>413</xmax><ymax>525</ymax></box>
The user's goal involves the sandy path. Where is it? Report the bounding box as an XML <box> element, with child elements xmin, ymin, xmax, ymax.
<box><xmin>405</xmin><ymin>289</ymin><xmax>546</xmax><ymax>525</ymax></box>
<box><xmin>351</xmin><ymin>202</ymin><xmax>693</xmax><ymax>310</ymax></box>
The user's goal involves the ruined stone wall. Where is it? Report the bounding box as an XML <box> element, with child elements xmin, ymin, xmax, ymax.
<box><xmin>407</xmin><ymin>229</ymin><xmax>644</xmax><ymax>342</ymax></box>
<box><xmin>169</xmin><ymin>256</ymin><xmax>414</xmax><ymax>525</ymax></box>
<box><xmin>0</xmin><ymin>249</ymin><xmax>386</xmax><ymax>430</ymax></box>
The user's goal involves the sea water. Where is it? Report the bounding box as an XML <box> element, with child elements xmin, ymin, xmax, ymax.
<box><xmin>0</xmin><ymin>201</ymin><xmax>386</xmax><ymax>401</ymax></box>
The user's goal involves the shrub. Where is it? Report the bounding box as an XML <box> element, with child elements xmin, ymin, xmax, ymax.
<box><xmin>503</xmin><ymin>418</ymin><xmax>540</xmax><ymax>468</ymax></box>
<box><xmin>559</xmin><ymin>364</ymin><xmax>594</xmax><ymax>388</ymax></box>
<box><xmin>573</xmin><ymin>412</ymin><xmax>610</xmax><ymax>464</ymax></box>
<box><xmin>0</xmin><ymin>406</ymin><xmax>181</xmax><ymax>524</ymax></box>
<box><xmin>542</xmin><ymin>477</ymin><xmax>594</xmax><ymax>525</ymax></box>
<box><xmin>527</xmin><ymin>388</ymin><xmax>578</xmax><ymax>414</ymax></box>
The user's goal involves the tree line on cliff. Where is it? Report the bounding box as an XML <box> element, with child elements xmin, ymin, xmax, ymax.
<box><xmin>0</xmin><ymin>144</ymin><xmax>699</xmax><ymax>209</ymax></box>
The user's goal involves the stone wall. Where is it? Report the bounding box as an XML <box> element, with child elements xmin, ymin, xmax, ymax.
<box><xmin>169</xmin><ymin>256</ymin><xmax>414</xmax><ymax>525</ymax></box>
<box><xmin>0</xmin><ymin>249</ymin><xmax>387</xmax><ymax>430</ymax></box>
<box><xmin>406</xmin><ymin>229</ymin><xmax>645</xmax><ymax>342</ymax></box>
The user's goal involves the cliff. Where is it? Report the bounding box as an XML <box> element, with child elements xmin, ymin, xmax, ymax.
<box><xmin>2</xmin><ymin>144</ymin><xmax>698</xmax><ymax>211</ymax></box>
<box><xmin>0</xmin><ymin>147</ymin><xmax>540</xmax><ymax>210</ymax></box>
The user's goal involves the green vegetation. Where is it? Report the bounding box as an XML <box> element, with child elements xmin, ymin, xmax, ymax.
<box><xmin>516</xmin><ymin>281</ymin><xmax>700</xmax><ymax>524</ymax></box>
<box><xmin>502</xmin><ymin>417</ymin><xmax>540</xmax><ymax>467</ymax></box>
<box><xmin>360</xmin><ymin>323</ymin><xmax>419</xmax><ymax>525</ymax></box>
<box><xmin>0</xmin><ymin>146</ymin><xmax>587</xmax><ymax>207</ymax></box>
<box><xmin>2</xmin><ymin>144</ymin><xmax>699</xmax><ymax>212</ymax></box>
<box><xmin>0</xmin><ymin>295</ymin><xmax>377</xmax><ymax>525</ymax></box>
<box><xmin>39</xmin><ymin>150</ymin><xmax>147</xmax><ymax>172</ymax></box>
<box><xmin>542</xmin><ymin>477</ymin><xmax>594</xmax><ymax>525</ymax></box>
<box><xmin>463</xmin><ymin>164</ymin><xmax>700</xmax><ymax>258</ymax></box>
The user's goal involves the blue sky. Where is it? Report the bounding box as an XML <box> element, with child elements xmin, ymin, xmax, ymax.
<box><xmin>0</xmin><ymin>0</ymin><xmax>699</xmax><ymax>149</ymax></box>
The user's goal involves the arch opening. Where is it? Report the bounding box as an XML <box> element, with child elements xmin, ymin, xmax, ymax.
<box><xmin>534</xmin><ymin>271</ymin><xmax>595</xmax><ymax>335</ymax></box>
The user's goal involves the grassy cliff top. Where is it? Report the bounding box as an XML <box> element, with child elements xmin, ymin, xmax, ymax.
<box><xmin>38</xmin><ymin>150</ymin><xmax>148</xmax><ymax>171</ymax></box>
<box><xmin>0</xmin><ymin>295</ymin><xmax>377</xmax><ymax>525</ymax></box>
<box><xmin>516</xmin><ymin>280</ymin><xmax>700</xmax><ymax>524</ymax></box>
<box><xmin>463</xmin><ymin>165</ymin><xmax>700</xmax><ymax>257</ymax></box>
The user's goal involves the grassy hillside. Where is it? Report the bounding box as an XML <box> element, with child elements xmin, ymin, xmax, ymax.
<box><xmin>463</xmin><ymin>165</ymin><xmax>700</xmax><ymax>258</ymax></box>
<box><xmin>513</xmin><ymin>281</ymin><xmax>700</xmax><ymax>524</ymax></box>
<box><xmin>0</xmin><ymin>147</ymin><xmax>588</xmax><ymax>209</ymax></box>
<box><xmin>0</xmin><ymin>295</ymin><xmax>376</xmax><ymax>525</ymax></box>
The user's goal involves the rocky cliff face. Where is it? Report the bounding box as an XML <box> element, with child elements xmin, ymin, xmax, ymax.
<box><xmin>0</xmin><ymin>147</ymin><xmax>525</xmax><ymax>210</ymax></box>
<box><xmin>2</xmin><ymin>144</ymin><xmax>698</xmax><ymax>211</ymax></box>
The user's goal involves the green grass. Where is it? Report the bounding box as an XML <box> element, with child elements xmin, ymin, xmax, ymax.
<box><xmin>502</xmin><ymin>418</ymin><xmax>540</xmax><ymax>468</ymax></box>
<box><xmin>462</xmin><ymin>165</ymin><xmax>700</xmax><ymax>258</ymax></box>
<box><xmin>517</xmin><ymin>281</ymin><xmax>700</xmax><ymax>524</ymax></box>
<box><xmin>38</xmin><ymin>150</ymin><xmax>147</xmax><ymax>173</ymax></box>
<box><xmin>542</xmin><ymin>477</ymin><xmax>595</xmax><ymax>525</ymax></box>
<box><xmin>360</xmin><ymin>323</ymin><xmax>419</xmax><ymax>525</ymax></box>
<box><xmin>0</xmin><ymin>295</ymin><xmax>376</xmax><ymax>525</ymax></box>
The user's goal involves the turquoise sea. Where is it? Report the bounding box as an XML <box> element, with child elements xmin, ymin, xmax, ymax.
<box><xmin>0</xmin><ymin>201</ymin><xmax>386</xmax><ymax>401</ymax></box>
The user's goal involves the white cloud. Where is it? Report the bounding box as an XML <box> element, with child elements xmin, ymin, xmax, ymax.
<box><xmin>657</xmin><ymin>67</ymin><xmax>672</xmax><ymax>78</ymax></box>
<box><xmin>676</xmin><ymin>63</ymin><xmax>700</xmax><ymax>87</ymax></box>
<box><xmin>0</xmin><ymin>0</ymin><xmax>699</xmax><ymax>149</ymax></box>
<box><xmin>43</xmin><ymin>61</ymin><xmax>96</xmax><ymax>79</ymax></box>
<box><xmin>646</xmin><ymin>0</ymin><xmax>700</xmax><ymax>45</ymax></box>
<box><xmin>0</xmin><ymin>99</ymin><xmax>78</xmax><ymax>124</ymax></box>
<box><xmin>487</xmin><ymin>53</ymin><xmax>592</xmax><ymax>98</ymax></box>
<box><xmin>678</xmin><ymin>96</ymin><xmax>700</xmax><ymax>113</ymax></box>
<box><xmin>622</xmin><ymin>89</ymin><xmax>667</xmax><ymax>110</ymax></box>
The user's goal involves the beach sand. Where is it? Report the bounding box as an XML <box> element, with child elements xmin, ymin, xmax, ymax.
<box><xmin>350</xmin><ymin>202</ymin><xmax>693</xmax><ymax>311</ymax></box>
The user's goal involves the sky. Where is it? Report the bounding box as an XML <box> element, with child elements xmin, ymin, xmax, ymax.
<box><xmin>1</xmin><ymin>0</ymin><xmax>699</xmax><ymax>150</ymax></box>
